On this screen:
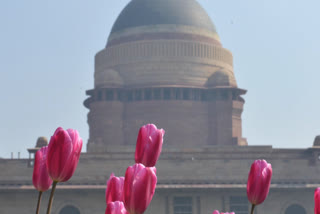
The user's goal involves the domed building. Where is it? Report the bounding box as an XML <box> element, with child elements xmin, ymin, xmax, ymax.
<box><xmin>0</xmin><ymin>1</ymin><xmax>319</xmax><ymax>214</ymax></box>
<box><xmin>84</xmin><ymin>0</ymin><xmax>247</xmax><ymax>153</ymax></box>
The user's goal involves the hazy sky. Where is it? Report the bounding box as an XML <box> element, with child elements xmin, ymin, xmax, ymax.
<box><xmin>0</xmin><ymin>0</ymin><xmax>319</xmax><ymax>158</ymax></box>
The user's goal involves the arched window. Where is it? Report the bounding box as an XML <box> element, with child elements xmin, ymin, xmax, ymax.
<box><xmin>285</xmin><ymin>204</ymin><xmax>306</xmax><ymax>214</ymax></box>
<box><xmin>59</xmin><ymin>205</ymin><xmax>80</xmax><ymax>214</ymax></box>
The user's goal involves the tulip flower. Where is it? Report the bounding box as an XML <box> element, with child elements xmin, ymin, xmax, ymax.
<box><xmin>213</xmin><ymin>211</ymin><xmax>234</xmax><ymax>214</ymax></box>
<box><xmin>124</xmin><ymin>163</ymin><xmax>157</xmax><ymax>214</ymax></box>
<box><xmin>315</xmin><ymin>187</ymin><xmax>320</xmax><ymax>214</ymax></box>
<box><xmin>106</xmin><ymin>201</ymin><xmax>129</xmax><ymax>214</ymax></box>
<box><xmin>47</xmin><ymin>127</ymin><xmax>83</xmax><ymax>182</ymax></box>
<box><xmin>46</xmin><ymin>127</ymin><xmax>83</xmax><ymax>214</ymax></box>
<box><xmin>32</xmin><ymin>146</ymin><xmax>53</xmax><ymax>214</ymax></box>
<box><xmin>33</xmin><ymin>146</ymin><xmax>53</xmax><ymax>192</ymax></box>
<box><xmin>247</xmin><ymin>159</ymin><xmax>272</xmax><ymax>214</ymax></box>
<box><xmin>106</xmin><ymin>173</ymin><xmax>125</xmax><ymax>204</ymax></box>
<box><xmin>135</xmin><ymin>124</ymin><xmax>165</xmax><ymax>167</ymax></box>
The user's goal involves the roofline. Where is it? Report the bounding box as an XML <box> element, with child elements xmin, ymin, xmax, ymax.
<box><xmin>1</xmin><ymin>183</ymin><xmax>319</xmax><ymax>190</ymax></box>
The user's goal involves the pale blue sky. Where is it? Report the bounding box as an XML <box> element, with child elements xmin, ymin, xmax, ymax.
<box><xmin>0</xmin><ymin>0</ymin><xmax>319</xmax><ymax>158</ymax></box>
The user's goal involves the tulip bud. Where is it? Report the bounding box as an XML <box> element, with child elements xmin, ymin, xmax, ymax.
<box><xmin>105</xmin><ymin>201</ymin><xmax>129</xmax><ymax>214</ymax></box>
<box><xmin>124</xmin><ymin>163</ymin><xmax>157</xmax><ymax>214</ymax></box>
<box><xmin>32</xmin><ymin>146</ymin><xmax>53</xmax><ymax>192</ymax></box>
<box><xmin>135</xmin><ymin>124</ymin><xmax>165</xmax><ymax>167</ymax></box>
<box><xmin>47</xmin><ymin>127</ymin><xmax>83</xmax><ymax>182</ymax></box>
<box><xmin>247</xmin><ymin>159</ymin><xmax>272</xmax><ymax>205</ymax></box>
<box><xmin>315</xmin><ymin>188</ymin><xmax>320</xmax><ymax>214</ymax></box>
<box><xmin>106</xmin><ymin>173</ymin><xmax>125</xmax><ymax>204</ymax></box>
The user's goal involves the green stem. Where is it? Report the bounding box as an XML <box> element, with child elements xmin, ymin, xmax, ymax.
<box><xmin>250</xmin><ymin>204</ymin><xmax>256</xmax><ymax>214</ymax></box>
<box><xmin>36</xmin><ymin>191</ymin><xmax>42</xmax><ymax>214</ymax></box>
<box><xmin>46</xmin><ymin>181</ymin><xmax>58</xmax><ymax>214</ymax></box>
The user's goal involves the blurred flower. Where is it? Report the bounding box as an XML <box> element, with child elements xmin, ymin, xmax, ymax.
<box><xmin>47</xmin><ymin>127</ymin><xmax>83</xmax><ymax>182</ymax></box>
<box><xmin>106</xmin><ymin>173</ymin><xmax>125</xmax><ymax>204</ymax></box>
<box><xmin>213</xmin><ymin>210</ymin><xmax>235</xmax><ymax>214</ymax></box>
<box><xmin>247</xmin><ymin>159</ymin><xmax>272</xmax><ymax>205</ymax></box>
<box><xmin>135</xmin><ymin>124</ymin><xmax>165</xmax><ymax>167</ymax></box>
<box><xmin>105</xmin><ymin>201</ymin><xmax>129</xmax><ymax>214</ymax></box>
<box><xmin>124</xmin><ymin>163</ymin><xmax>157</xmax><ymax>214</ymax></box>
<box><xmin>315</xmin><ymin>187</ymin><xmax>320</xmax><ymax>214</ymax></box>
<box><xmin>32</xmin><ymin>146</ymin><xmax>52</xmax><ymax>192</ymax></box>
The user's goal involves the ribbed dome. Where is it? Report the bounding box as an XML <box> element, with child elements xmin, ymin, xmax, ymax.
<box><xmin>110</xmin><ymin>0</ymin><xmax>217</xmax><ymax>34</ymax></box>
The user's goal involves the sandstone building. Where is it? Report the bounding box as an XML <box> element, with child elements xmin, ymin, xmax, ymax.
<box><xmin>0</xmin><ymin>0</ymin><xmax>319</xmax><ymax>214</ymax></box>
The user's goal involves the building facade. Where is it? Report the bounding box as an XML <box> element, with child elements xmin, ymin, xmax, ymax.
<box><xmin>0</xmin><ymin>0</ymin><xmax>319</xmax><ymax>214</ymax></box>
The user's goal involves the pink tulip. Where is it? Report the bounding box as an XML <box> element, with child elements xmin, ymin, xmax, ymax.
<box><xmin>135</xmin><ymin>124</ymin><xmax>165</xmax><ymax>167</ymax></box>
<box><xmin>213</xmin><ymin>211</ymin><xmax>235</xmax><ymax>214</ymax></box>
<box><xmin>106</xmin><ymin>173</ymin><xmax>125</xmax><ymax>204</ymax></box>
<box><xmin>315</xmin><ymin>188</ymin><xmax>320</xmax><ymax>214</ymax></box>
<box><xmin>124</xmin><ymin>163</ymin><xmax>157</xmax><ymax>214</ymax></box>
<box><xmin>32</xmin><ymin>146</ymin><xmax>53</xmax><ymax>192</ymax></box>
<box><xmin>105</xmin><ymin>201</ymin><xmax>129</xmax><ymax>214</ymax></box>
<box><xmin>247</xmin><ymin>159</ymin><xmax>272</xmax><ymax>205</ymax></box>
<box><xmin>47</xmin><ymin>127</ymin><xmax>83</xmax><ymax>182</ymax></box>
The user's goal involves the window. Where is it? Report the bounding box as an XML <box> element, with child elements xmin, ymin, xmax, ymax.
<box><xmin>229</xmin><ymin>196</ymin><xmax>248</xmax><ymax>214</ymax></box>
<box><xmin>153</xmin><ymin>88</ymin><xmax>161</xmax><ymax>100</ymax></box>
<box><xmin>183</xmin><ymin>89</ymin><xmax>190</xmax><ymax>100</ymax></box>
<box><xmin>106</xmin><ymin>90</ymin><xmax>114</xmax><ymax>101</ymax></box>
<box><xmin>164</xmin><ymin>88</ymin><xmax>171</xmax><ymax>100</ymax></box>
<box><xmin>127</xmin><ymin>91</ymin><xmax>133</xmax><ymax>102</ymax></box>
<box><xmin>174</xmin><ymin>197</ymin><xmax>192</xmax><ymax>214</ymax></box>
<box><xmin>117</xmin><ymin>90</ymin><xmax>124</xmax><ymax>101</ymax></box>
<box><xmin>201</xmin><ymin>90</ymin><xmax>207</xmax><ymax>101</ymax></box>
<box><xmin>285</xmin><ymin>204</ymin><xmax>306</xmax><ymax>214</ymax></box>
<box><xmin>97</xmin><ymin>91</ymin><xmax>102</xmax><ymax>101</ymax></box>
<box><xmin>193</xmin><ymin>89</ymin><xmax>200</xmax><ymax>101</ymax></box>
<box><xmin>208</xmin><ymin>90</ymin><xmax>216</xmax><ymax>101</ymax></box>
<box><xmin>175</xmin><ymin>88</ymin><xmax>181</xmax><ymax>100</ymax></box>
<box><xmin>221</xmin><ymin>91</ymin><xmax>228</xmax><ymax>100</ymax></box>
<box><xmin>59</xmin><ymin>205</ymin><xmax>80</xmax><ymax>214</ymax></box>
<box><xmin>145</xmin><ymin>89</ymin><xmax>152</xmax><ymax>100</ymax></box>
<box><xmin>135</xmin><ymin>90</ymin><xmax>142</xmax><ymax>101</ymax></box>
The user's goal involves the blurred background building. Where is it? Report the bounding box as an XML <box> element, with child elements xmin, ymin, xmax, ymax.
<box><xmin>1</xmin><ymin>0</ymin><xmax>319</xmax><ymax>214</ymax></box>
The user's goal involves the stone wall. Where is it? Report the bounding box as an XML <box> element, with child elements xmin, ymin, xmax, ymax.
<box><xmin>0</xmin><ymin>187</ymin><xmax>313</xmax><ymax>214</ymax></box>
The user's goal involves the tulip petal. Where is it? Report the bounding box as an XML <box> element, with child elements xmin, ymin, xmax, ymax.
<box><xmin>124</xmin><ymin>164</ymin><xmax>157</xmax><ymax>214</ymax></box>
<box><xmin>106</xmin><ymin>173</ymin><xmax>125</xmax><ymax>204</ymax></box>
<box><xmin>33</xmin><ymin>146</ymin><xmax>53</xmax><ymax>192</ymax></box>
<box><xmin>105</xmin><ymin>201</ymin><xmax>129</xmax><ymax>214</ymax></box>
<box><xmin>247</xmin><ymin>159</ymin><xmax>272</xmax><ymax>205</ymax></box>
<box><xmin>315</xmin><ymin>188</ymin><xmax>320</xmax><ymax>214</ymax></box>
<box><xmin>59</xmin><ymin>131</ymin><xmax>83</xmax><ymax>182</ymax></box>
<box><xmin>135</xmin><ymin>124</ymin><xmax>165</xmax><ymax>167</ymax></box>
<box><xmin>46</xmin><ymin>127</ymin><xmax>82</xmax><ymax>182</ymax></box>
<box><xmin>135</xmin><ymin>126</ymin><xmax>149</xmax><ymax>164</ymax></box>
<box><xmin>47</xmin><ymin>128</ymin><xmax>72</xmax><ymax>181</ymax></box>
